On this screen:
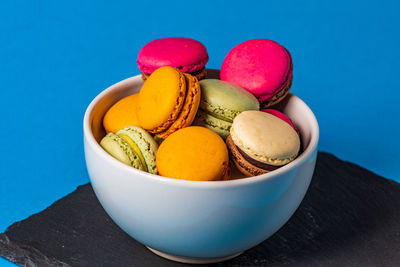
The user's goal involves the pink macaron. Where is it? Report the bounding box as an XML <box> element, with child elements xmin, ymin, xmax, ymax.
<box><xmin>220</xmin><ymin>39</ymin><xmax>293</xmax><ymax>108</ymax></box>
<box><xmin>137</xmin><ymin>37</ymin><xmax>209</xmax><ymax>80</ymax></box>
<box><xmin>262</xmin><ymin>109</ymin><xmax>297</xmax><ymax>131</ymax></box>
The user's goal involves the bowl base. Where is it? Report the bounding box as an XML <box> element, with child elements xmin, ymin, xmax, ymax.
<box><xmin>146</xmin><ymin>246</ymin><xmax>243</xmax><ymax>264</ymax></box>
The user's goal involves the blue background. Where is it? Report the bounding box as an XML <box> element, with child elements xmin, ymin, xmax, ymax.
<box><xmin>1</xmin><ymin>0</ymin><xmax>399</xmax><ymax>265</ymax></box>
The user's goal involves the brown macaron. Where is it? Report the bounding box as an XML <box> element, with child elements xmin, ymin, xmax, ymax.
<box><xmin>226</xmin><ymin>135</ymin><xmax>279</xmax><ymax>176</ymax></box>
<box><xmin>226</xmin><ymin>110</ymin><xmax>300</xmax><ymax>177</ymax></box>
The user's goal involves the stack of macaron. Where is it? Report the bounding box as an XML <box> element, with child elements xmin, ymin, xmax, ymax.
<box><xmin>100</xmin><ymin>37</ymin><xmax>301</xmax><ymax>181</ymax></box>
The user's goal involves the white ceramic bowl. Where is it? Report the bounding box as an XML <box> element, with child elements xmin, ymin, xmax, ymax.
<box><xmin>83</xmin><ymin>74</ymin><xmax>319</xmax><ymax>264</ymax></box>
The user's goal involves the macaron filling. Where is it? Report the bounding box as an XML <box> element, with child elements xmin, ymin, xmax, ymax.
<box><xmin>194</xmin><ymin>109</ymin><xmax>232</xmax><ymax>138</ymax></box>
<box><xmin>119</xmin><ymin>133</ymin><xmax>148</xmax><ymax>172</ymax></box>
<box><xmin>187</xmin><ymin>67</ymin><xmax>207</xmax><ymax>79</ymax></box>
<box><xmin>100</xmin><ymin>133</ymin><xmax>145</xmax><ymax>170</ymax></box>
<box><xmin>226</xmin><ymin>135</ymin><xmax>272</xmax><ymax>176</ymax></box>
<box><xmin>200</xmin><ymin>108</ymin><xmax>233</xmax><ymax>123</ymax></box>
<box><xmin>236</xmin><ymin>145</ymin><xmax>280</xmax><ymax>171</ymax></box>
<box><xmin>117</xmin><ymin>126</ymin><xmax>159</xmax><ymax>174</ymax></box>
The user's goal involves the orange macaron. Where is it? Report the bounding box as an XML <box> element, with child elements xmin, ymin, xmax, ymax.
<box><xmin>156</xmin><ymin>126</ymin><xmax>230</xmax><ymax>181</ymax></box>
<box><xmin>137</xmin><ymin>66</ymin><xmax>201</xmax><ymax>139</ymax></box>
<box><xmin>103</xmin><ymin>93</ymin><xmax>141</xmax><ymax>133</ymax></box>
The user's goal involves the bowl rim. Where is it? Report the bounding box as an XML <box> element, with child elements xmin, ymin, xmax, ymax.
<box><xmin>83</xmin><ymin>75</ymin><xmax>319</xmax><ymax>189</ymax></box>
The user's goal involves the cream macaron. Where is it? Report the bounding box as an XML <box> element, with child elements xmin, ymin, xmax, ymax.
<box><xmin>226</xmin><ymin>110</ymin><xmax>300</xmax><ymax>176</ymax></box>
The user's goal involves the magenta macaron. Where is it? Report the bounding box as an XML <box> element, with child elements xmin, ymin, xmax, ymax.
<box><xmin>262</xmin><ymin>109</ymin><xmax>297</xmax><ymax>131</ymax></box>
<box><xmin>220</xmin><ymin>39</ymin><xmax>293</xmax><ymax>108</ymax></box>
<box><xmin>137</xmin><ymin>37</ymin><xmax>209</xmax><ymax>80</ymax></box>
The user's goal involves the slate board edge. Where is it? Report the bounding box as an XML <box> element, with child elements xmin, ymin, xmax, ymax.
<box><xmin>0</xmin><ymin>234</ymin><xmax>70</xmax><ymax>267</ymax></box>
<box><xmin>0</xmin><ymin>184</ymin><xmax>88</xmax><ymax>267</ymax></box>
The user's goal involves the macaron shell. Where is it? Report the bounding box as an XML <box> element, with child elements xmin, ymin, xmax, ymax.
<box><xmin>262</xmin><ymin>108</ymin><xmax>297</xmax><ymax>131</ymax></box>
<box><xmin>220</xmin><ymin>160</ymin><xmax>232</xmax><ymax>180</ymax></box>
<box><xmin>156</xmin><ymin>126</ymin><xmax>229</xmax><ymax>181</ymax></box>
<box><xmin>199</xmin><ymin>79</ymin><xmax>259</xmax><ymax>121</ymax></box>
<box><xmin>103</xmin><ymin>93</ymin><xmax>140</xmax><ymax>133</ymax></box>
<box><xmin>220</xmin><ymin>39</ymin><xmax>292</xmax><ymax>101</ymax></box>
<box><xmin>193</xmin><ymin>109</ymin><xmax>231</xmax><ymax>139</ymax></box>
<box><xmin>100</xmin><ymin>133</ymin><xmax>145</xmax><ymax>170</ymax></box>
<box><xmin>156</xmin><ymin>73</ymin><xmax>201</xmax><ymax>139</ymax></box>
<box><xmin>137</xmin><ymin>67</ymin><xmax>186</xmax><ymax>133</ymax></box>
<box><xmin>137</xmin><ymin>38</ymin><xmax>209</xmax><ymax>74</ymax></box>
<box><xmin>258</xmin><ymin>57</ymin><xmax>292</xmax><ymax>105</ymax></box>
<box><xmin>117</xmin><ymin>126</ymin><xmax>159</xmax><ymax>174</ymax></box>
<box><xmin>231</xmin><ymin>110</ymin><xmax>300</xmax><ymax>166</ymax></box>
<box><xmin>226</xmin><ymin>135</ymin><xmax>268</xmax><ymax>177</ymax></box>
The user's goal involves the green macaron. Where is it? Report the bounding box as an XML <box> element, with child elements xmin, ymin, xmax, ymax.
<box><xmin>100</xmin><ymin>126</ymin><xmax>159</xmax><ymax>174</ymax></box>
<box><xmin>116</xmin><ymin>126</ymin><xmax>159</xmax><ymax>174</ymax></box>
<box><xmin>100</xmin><ymin>132</ymin><xmax>145</xmax><ymax>170</ymax></box>
<box><xmin>193</xmin><ymin>79</ymin><xmax>260</xmax><ymax>138</ymax></box>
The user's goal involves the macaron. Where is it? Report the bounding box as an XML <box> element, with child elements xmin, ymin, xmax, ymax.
<box><xmin>103</xmin><ymin>93</ymin><xmax>140</xmax><ymax>133</ymax></box>
<box><xmin>156</xmin><ymin>126</ymin><xmax>230</xmax><ymax>181</ymax></box>
<box><xmin>262</xmin><ymin>109</ymin><xmax>297</xmax><ymax>131</ymax></box>
<box><xmin>117</xmin><ymin>126</ymin><xmax>159</xmax><ymax>174</ymax></box>
<box><xmin>226</xmin><ymin>110</ymin><xmax>300</xmax><ymax>177</ymax></box>
<box><xmin>137</xmin><ymin>38</ymin><xmax>209</xmax><ymax>80</ymax></box>
<box><xmin>100</xmin><ymin>132</ymin><xmax>145</xmax><ymax>171</ymax></box>
<box><xmin>220</xmin><ymin>39</ymin><xmax>293</xmax><ymax>108</ymax></box>
<box><xmin>193</xmin><ymin>79</ymin><xmax>259</xmax><ymax>139</ymax></box>
<box><xmin>137</xmin><ymin>66</ymin><xmax>201</xmax><ymax>139</ymax></box>
<box><xmin>100</xmin><ymin>126</ymin><xmax>158</xmax><ymax>174</ymax></box>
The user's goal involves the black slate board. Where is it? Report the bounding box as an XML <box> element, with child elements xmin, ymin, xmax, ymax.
<box><xmin>1</xmin><ymin>152</ymin><xmax>399</xmax><ymax>267</ymax></box>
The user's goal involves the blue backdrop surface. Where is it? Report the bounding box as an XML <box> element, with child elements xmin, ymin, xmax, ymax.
<box><xmin>0</xmin><ymin>0</ymin><xmax>399</xmax><ymax>265</ymax></box>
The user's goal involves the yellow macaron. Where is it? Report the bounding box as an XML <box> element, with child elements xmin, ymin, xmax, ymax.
<box><xmin>137</xmin><ymin>66</ymin><xmax>186</xmax><ymax>134</ymax></box>
<box><xmin>136</xmin><ymin>66</ymin><xmax>201</xmax><ymax>139</ymax></box>
<box><xmin>156</xmin><ymin>73</ymin><xmax>201</xmax><ymax>139</ymax></box>
<box><xmin>103</xmin><ymin>93</ymin><xmax>141</xmax><ymax>133</ymax></box>
<box><xmin>156</xmin><ymin>126</ymin><xmax>230</xmax><ymax>181</ymax></box>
